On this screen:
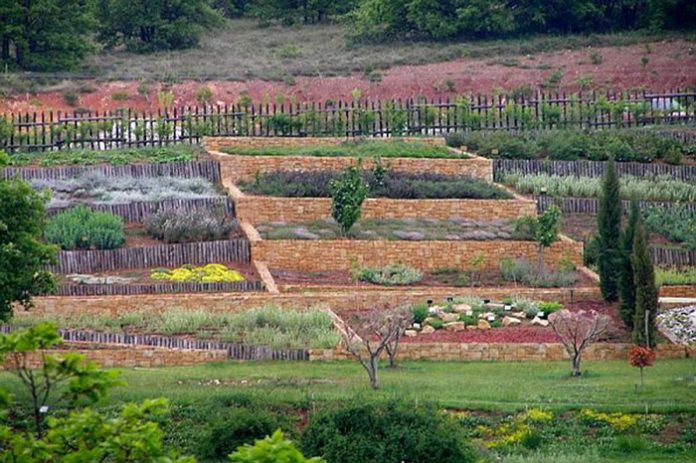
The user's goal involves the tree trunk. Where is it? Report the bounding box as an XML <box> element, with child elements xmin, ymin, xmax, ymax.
<box><xmin>537</xmin><ymin>244</ymin><xmax>545</xmax><ymax>276</ymax></box>
<box><xmin>1</xmin><ymin>36</ymin><xmax>9</xmax><ymax>63</ymax></box>
<box><xmin>571</xmin><ymin>353</ymin><xmax>582</xmax><ymax>377</ymax></box>
<box><xmin>368</xmin><ymin>355</ymin><xmax>379</xmax><ymax>389</ymax></box>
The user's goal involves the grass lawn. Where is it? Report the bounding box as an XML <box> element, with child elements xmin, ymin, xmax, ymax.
<box><xmin>54</xmin><ymin>359</ymin><xmax>693</xmax><ymax>414</ymax></box>
<box><xmin>221</xmin><ymin>140</ymin><xmax>462</xmax><ymax>159</ymax></box>
<box><xmin>3</xmin><ymin>359</ymin><xmax>694</xmax><ymax>462</ymax></box>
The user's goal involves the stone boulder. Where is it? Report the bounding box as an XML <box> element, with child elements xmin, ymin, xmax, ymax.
<box><xmin>502</xmin><ymin>316</ymin><xmax>521</xmax><ymax>327</ymax></box>
<box><xmin>531</xmin><ymin>316</ymin><xmax>549</xmax><ymax>327</ymax></box>
<box><xmin>440</xmin><ymin>312</ymin><xmax>459</xmax><ymax>323</ymax></box>
<box><xmin>477</xmin><ymin>320</ymin><xmax>491</xmax><ymax>330</ymax></box>
<box><xmin>421</xmin><ymin>325</ymin><xmax>436</xmax><ymax>335</ymax></box>
<box><xmin>404</xmin><ymin>330</ymin><xmax>418</xmax><ymax>337</ymax></box>
<box><xmin>444</xmin><ymin>322</ymin><xmax>466</xmax><ymax>332</ymax></box>
<box><xmin>452</xmin><ymin>303</ymin><xmax>472</xmax><ymax>314</ymax></box>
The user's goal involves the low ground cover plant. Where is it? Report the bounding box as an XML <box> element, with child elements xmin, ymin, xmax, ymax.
<box><xmin>350</xmin><ymin>262</ymin><xmax>423</xmax><ymax>286</ymax></box>
<box><xmin>145</xmin><ymin>207</ymin><xmax>237</xmax><ymax>243</ymax></box>
<box><xmin>656</xmin><ymin>267</ymin><xmax>696</xmax><ymax>286</ymax></box>
<box><xmin>257</xmin><ymin>218</ymin><xmax>533</xmax><ymax>241</ymax></box>
<box><xmin>501</xmin><ymin>258</ymin><xmax>578</xmax><ymax>287</ymax></box>
<box><xmin>32</xmin><ymin>172</ymin><xmax>222</xmax><ymax>208</ymax></box>
<box><xmin>447</xmin><ymin>129</ymin><xmax>693</xmax><ymax>163</ymax></box>
<box><xmin>10</xmin><ymin>145</ymin><xmax>201</xmax><ymax>167</ymax></box>
<box><xmin>151</xmin><ymin>264</ymin><xmax>245</xmax><ymax>283</ymax></box>
<box><xmin>500</xmin><ymin>172</ymin><xmax>696</xmax><ymax>202</ymax></box>
<box><xmin>643</xmin><ymin>205</ymin><xmax>696</xmax><ymax>250</ymax></box>
<box><xmin>240</xmin><ymin>169</ymin><xmax>511</xmax><ymax>199</ymax></box>
<box><xmin>44</xmin><ymin>206</ymin><xmax>125</xmax><ymax>250</ymax></box>
<box><xmin>221</xmin><ymin>139</ymin><xmax>463</xmax><ymax>159</ymax></box>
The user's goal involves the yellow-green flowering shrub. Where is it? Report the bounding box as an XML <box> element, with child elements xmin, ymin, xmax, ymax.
<box><xmin>151</xmin><ymin>264</ymin><xmax>244</xmax><ymax>283</ymax></box>
<box><xmin>520</xmin><ymin>408</ymin><xmax>554</xmax><ymax>424</ymax></box>
<box><xmin>579</xmin><ymin>409</ymin><xmax>639</xmax><ymax>432</ymax></box>
<box><xmin>487</xmin><ymin>409</ymin><xmax>551</xmax><ymax>450</ymax></box>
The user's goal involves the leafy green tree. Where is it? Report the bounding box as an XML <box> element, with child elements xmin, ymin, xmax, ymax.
<box><xmin>230</xmin><ymin>430</ymin><xmax>324</xmax><ymax>463</ymax></box>
<box><xmin>0</xmin><ymin>0</ymin><xmax>95</xmax><ymax>71</ymax></box>
<box><xmin>0</xmin><ymin>324</ymin><xmax>195</xmax><ymax>462</ymax></box>
<box><xmin>597</xmin><ymin>158</ymin><xmax>621</xmax><ymax>302</ymax></box>
<box><xmin>618</xmin><ymin>198</ymin><xmax>639</xmax><ymax>327</ymax></box>
<box><xmin>515</xmin><ymin>205</ymin><xmax>562</xmax><ymax>274</ymax></box>
<box><xmin>631</xmin><ymin>220</ymin><xmax>658</xmax><ymax>348</ymax></box>
<box><xmin>330</xmin><ymin>164</ymin><xmax>368</xmax><ymax>236</ymax></box>
<box><xmin>0</xmin><ymin>177</ymin><xmax>56</xmax><ymax>321</ymax></box>
<box><xmin>0</xmin><ymin>323</ymin><xmax>120</xmax><ymax>436</ymax></box>
<box><xmin>96</xmin><ymin>0</ymin><xmax>222</xmax><ymax>52</ymax></box>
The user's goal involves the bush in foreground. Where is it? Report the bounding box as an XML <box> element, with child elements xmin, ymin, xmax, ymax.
<box><xmin>45</xmin><ymin>206</ymin><xmax>125</xmax><ymax>250</ymax></box>
<box><xmin>301</xmin><ymin>400</ymin><xmax>476</xmax><ymax>463</ymax></box>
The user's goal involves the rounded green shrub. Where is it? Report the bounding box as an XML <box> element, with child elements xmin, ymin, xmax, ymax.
<box><xmin>198</xmin><ymin>408</ymin><xmax>287</xmax><ymax>462</ymax></box>
<box><xmin>301</xmin><ymin>400</ymin><xmax>476</xmax><ymax>463</ymax></box>
<box><xmin>45</xmin><ymin>206</ymin><xmax>125</xmax><ymax>250</ymax></box>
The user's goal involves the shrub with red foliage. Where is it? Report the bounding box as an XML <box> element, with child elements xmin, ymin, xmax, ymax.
<box><xmin>628</xmin><ymin>346</ymin><xmax>656</xmax><ymax>368</ymax></box>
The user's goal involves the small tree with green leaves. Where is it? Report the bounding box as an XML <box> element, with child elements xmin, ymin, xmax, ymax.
<box><xmin>0</xmin><ymin>177</ymin><xmax>57</xmax><ymax>321</ymax></box>
<box><xmin>618</xmin><ymin>198</ymin><xmax>639</xmax><ymax>328</ymax></box>
<box><xmin>535</xmin><ymin>205</ymin><xmax>562</xmax><ymax>273</ymax></box>
<box><xmin>632</xmin><ymin>221</ymin><xmax>658</xmax><ymax>348</ymax></box>
<box><xmin>330</xmin><ymin>165</ymin><xmax>368</xmax><ymax>236</ymax></box>
<box><xmin>229</xmin><ymin>429</ymin><xmax>324</xmax><ymax>463</ymax></box>
<box><xmin>0</xmin><ymin>324</ymin><xmax>194</xmax><ymax>462</ymax></box>
<box><xmin>597</xmin><ymin>158</ymin><xmax>622</xmax><ymax>302</ymax></box>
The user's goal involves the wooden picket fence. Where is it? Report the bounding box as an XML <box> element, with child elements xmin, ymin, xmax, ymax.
<box><xmin>536</xmin><ymin>196</ymin><xmax>696</xmax><ymax>214</ymax></box>
<box><xmin>650</xmin><ymin>247</ymin><xmax>695</xmax><ymax>267</ymax></box>
<box><xmin>2</xmin><ymin>88</ymin><xmax>694</xmax><ymax>152</ymax></box>
<box><xmin>50</xmin><ymin>239</ymin><xmax>251</xmax><ymax>273</ymax></box>
<box><xmin>2</xmin><ymin>159</ymin><xmax>222</xmax><ymax>182</ymax></box>
<box><xmin>55</xmin><ymin>280</ymin><xmax>263</xmax><ymax>296</ymax></box>
<box><xmin>46</xmin><ymin>196</ymin><xmax>235</xmax><ymax>223</ymax></box>
<box><xmin>494</xmin><ymin>158</ymin><xmax>696</xmax><ymax>181</ymax></box>
<box><xmin>0</xmin><ymin>326</ymin><xmax>309</xmax><ymax>361</ymax></box>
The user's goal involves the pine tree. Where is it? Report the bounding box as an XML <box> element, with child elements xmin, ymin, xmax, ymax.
<box><xmin>632</xmin><ymin>220</ymin><xmax>658</xmax><ymax>348</ymax></box>
<box><xmin>597</xmin><ymin>158</ymin><xmax>621</xmax><ymax>302</ymax></box>
<box><xmin>618</xmin><ymin>198</ymin><xmax>639</xmax><ymax>327</ymax></box>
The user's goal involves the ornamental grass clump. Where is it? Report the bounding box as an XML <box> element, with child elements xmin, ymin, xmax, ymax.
<box><xmin>45</xmin><ymin>206</ymin><xmax>125</xmax><ymax>250</ymax></box>
<box><xmin>145</xmin><ymin>207</ymin><xmax>236</xmax><ymax>243</ymax></box>
<box><xmin>350</xmin><ymin>262</ymin><xmax>423</xmax><ymax>286</ymax></box>
<box><xmin>150</xmin><ymin>264</ymin><xmax>244</xmax><ymax>283</ymax></box>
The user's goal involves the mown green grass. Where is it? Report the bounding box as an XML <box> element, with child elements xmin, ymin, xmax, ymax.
<box><xmin>2</xmin><ymin>359</ymin><xmax>681</xmax><ymax>414</ymax></box>
<box><xmin>222</xmin><ymin>140</ymin><xmax>462</xmax><ymax>159</ymax></box>
<box><xmin>9</xmin><ymin>145</ymin><xmax>202</xmax><ymax>167</ymax></box>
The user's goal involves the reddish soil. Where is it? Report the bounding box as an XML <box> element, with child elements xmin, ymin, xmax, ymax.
<box><xmin>57</xmin><ymin>260</ymin><xmax>259</xmax><ymax>284</ymax></box>
<box><xmin>271</xmin><ymin>268</ymin><xmax>597</xmax><ymax>289</ymax></box>
<box><xmin>123</xmin><ymin>223</ymin><xmax>245</xmax><ymax>248</ymax></box>
<box><xmin>2</xmin><ymin>41</ymin><xmax>694</xmax><ymax>113</ymax></box>
<box><xmin>341</xmin><ymin>301</ymin><xmax>631</xmax><ymax>344</ymax></box>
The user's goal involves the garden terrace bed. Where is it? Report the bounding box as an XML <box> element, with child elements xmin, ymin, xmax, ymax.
<box><xmin>50</xmin><ymin>239</ymin><xmax>251</xmax><ymax>273</ymax></box>
<box><xmin>54</xmin><ymin>261</ymin><xmax>261</xmax><ymax>296</ymax></box>
<box><xmin>499</xmin><ymin>172</ymin><xmax>696</xmax><ymax>202</ymax></box>
<box><xmin>8</xmin><ymin>307</ymin><xmax>339</xmax><ymax>351</ymax></box>
<box><xmin>270</xmin><ymin>268</ymin><xmax>596</xmax><ymax>290</ymax></box>
<box><xmin>495</xmin><ymin>159</ymin><xmax>696</xmax><ymax>182</ymax></box>
<box><xmin>238</xmin><ymin>170</ymin><xmax>509</xmax><ymax>199</ymax></box>
<box><xmin>46</xmin><ymin>197</ymin><xmax>235</xmax><ymax>224</ymax></box>
<box><xmin>453</xmin><ymin>130</ymin><xmax>696</xmax><ymax>166</ymax></box>
<box><xmin>6</xmin><ymin>145</ymin><xmax>207</xmax><ymax>168</ymax></box>
<box><xmin>255</xmin><ymin>218</ymin><xmax>530</xmax><ymax>241</ymax></box>
<box><xmin>3</xmin><ymin>158</ymin><xmax>221</xmax><ymax>182</ymax></box>
<box><xmin>30</xmin><ymin>171</ymin><xmax>226</xmax><ymax>209</ymax></box>
<box><xmin>205</xmin><ymin>137</ymin><xmax>492</xmax><ymax>182</ymax></box>
<box><xmin>26</xmin><ymin>286</ymin><xmax>603</xmax><ymax>317</ymax></box>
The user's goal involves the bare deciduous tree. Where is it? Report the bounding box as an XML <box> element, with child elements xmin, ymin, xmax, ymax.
<box><xmin>548</xmin><ymin>309</ymin><xmax>613</xmax><ymax>377</ymax></box>
<box><xmin>331</xmin><ymin>305</ymin><xmax>412</xmax><ymax>389</ymax></box>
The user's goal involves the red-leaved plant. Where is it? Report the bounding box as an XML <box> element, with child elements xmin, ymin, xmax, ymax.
<box><xmin>628</xmin><ymin>346</ymin><xmax>656</xmax><ymax>389</ymax></box>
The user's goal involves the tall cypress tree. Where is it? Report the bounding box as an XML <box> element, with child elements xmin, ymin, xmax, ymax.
<box><xmin>597</xmin><ymin>158</ymin><xmax>621</xmax><ymax>302</ymax></box>
<box><xmin>618</xmin><ymin>198</ymin><xmax>639</xmax><ymax>327</ymax></box>
<box><xmin>632</xmin><ymin>220</ymin><xmax>658</xmax><ymax>348</ymax></box>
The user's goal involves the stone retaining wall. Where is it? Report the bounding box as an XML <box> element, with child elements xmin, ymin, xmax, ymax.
<box><xmin>204</xmin><ymin>137</ymin><xmax>492</xmax><ymax>183</ymax></box>
<box><xmin>234</xmin><ymin>194</ymin><xmax>537</xmax><ymax>224</ymax></box>
<box><xmin>659</xmin><ymin>285</ymin><xmax>696</xmax><ymax>298</ymax></box>
<box><xmin>26</xmin><ymin>286</ymin><xmax>601</xmax><ymax>317</ymax></box>
<box><xmin>3</xmin><ymin>343</ymin><xmax>227</xmax><ymax>369</ymax></box>
<box><xmin>252</xmin><ymin>238</ymin><xmax>583</xmax><ymax>272</ymax></box>
<box><xmin>309</xmin><ymin>342</ymin><xmax>693</xmax><ymax>362</ymax></box>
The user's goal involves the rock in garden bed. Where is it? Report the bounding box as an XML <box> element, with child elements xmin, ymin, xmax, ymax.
<box><xmin>657</xmin><ymin>305</ymin><xmax>696</xmax><ymax>345</ymax></box>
